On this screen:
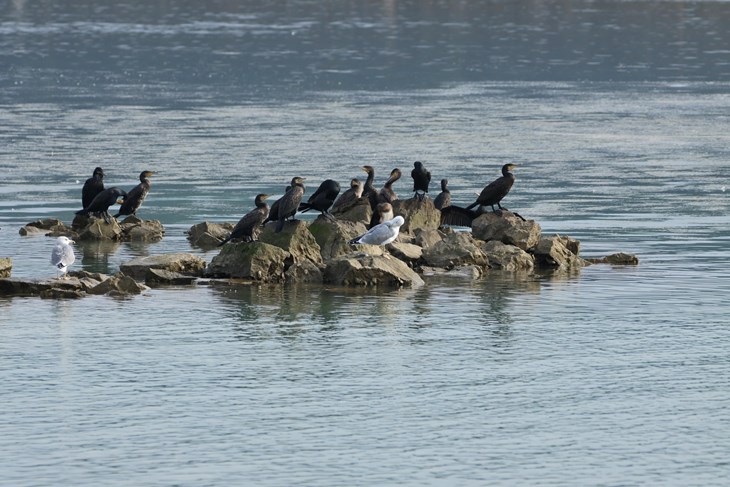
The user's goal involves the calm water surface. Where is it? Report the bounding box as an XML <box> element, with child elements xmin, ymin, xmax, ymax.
<box><xmin>1</xmin><ymin>1</ymin><xmax>730</xmax><ymax>485</ymax></box>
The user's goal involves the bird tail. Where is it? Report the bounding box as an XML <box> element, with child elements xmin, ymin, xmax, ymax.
<box><xmin>348</xmin><ymin>234</ymin><xmax>363</xmax><ymax>245</ymax></box>
<box><xmin>298</xmin><ymin>202</ymin><xmax>312</xmax><ymax>213</ymax></box>
<box><xmin>465</xmin><ymin>201</ymin><xmax>479</xmax><ymax>211</ymax></box>
<box><xmin>275</xmin><ymin>219</ymin><xmax>285</xmax><ymax>233</ymax></box>
<box><xmin>75</xmin><ymin>208</ymin><xmax>88</xmax><ymax>215</ymax></box>
<box><xmin>218</xmin><ymin>235</ymin><xmax>232</xmax><ymax>247</ymax></box>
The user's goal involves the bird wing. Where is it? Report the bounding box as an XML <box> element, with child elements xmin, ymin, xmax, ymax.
<box><xmin>440</xmin><ymin>205</ymin><xmax>478</xmax><ymax>227</ymax></box>
<box><xmin>51</xmin><ymin>242</ymin><xmax>75</xmax><ymax>267</ymax></box>
<box><xmin>358</xmin><ymin>223</ymin><xmax>394</xmax><ymax>245</ymax></box>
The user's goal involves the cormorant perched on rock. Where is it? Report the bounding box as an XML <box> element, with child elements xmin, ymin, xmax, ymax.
<box><xmin>263</xmin><ymin>186</ymin><xmax>290</xmax><ymax>225</ymax></box>
<box><xmin>51</xmin><ymin>236</ymin><xmax>75</xmax><ymax>279</ymax></box>
<box><xmin>466</xmin><ymin>163</ymin><xmax>517</xmax><ymax>213</ymax></box>
<box><xmin>332</xmin><ymin>178</ymin><xmax>363</xmax><ymax>211</ymax></box>
<box><xmin>374</xmin><ymin>202</ymin><xmax>394</xmax><ymax>225</ymax></box>
<box><xmin>349</xmin><ymin>216</ymin><xmax>405</xmax><ymax>246</ymax></box>
<box><xmin>378</xmin><ymin>168</ymin><xmax>401</xmax><ymax>204</ymax></box>
<box><xmin>411</xmin><ymin>161</ymin><xmax>431</xmax><ymax>200</ymax></box>
<box><xmin>76</xmin><ymin>187</ymin><xmax>127</xmax><ymax>223</ymax></box>
<box><xmin>114</xmin><ymin>170</ymin><xmax>155</xmax><ymax>218</ymax></box>
<box><xmin>433</xmin><ymin>179</ymin><xmax>451</xmax><ymax>210</ymax></box>
<box><xmin>219</xmin><ymin>194</ymin><xmax>271</xmax><ymax>245</ymax></box>
<box><xmin>361</xmin><ymin>165</ymin><xmax>379</xmax><ymax>212</ymax></box>
<box><xmin>82</xmin><ymin>167</ymin><xmax>105</xmax><ymax>210</ymax></box>
<box><xmin>298</xmin><ymin>179</ymin><xmax>340</xmax><ymax>218</ymax></box>
<box><xmin>273</xmin><ymin>176</ymin><xmax>306</xmax><ymax>232</ymax></box>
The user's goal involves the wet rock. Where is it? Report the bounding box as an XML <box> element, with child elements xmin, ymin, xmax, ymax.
<box><xmin>260</xmin><ymin>220</ymin><xmax>322</xmax><ymax>264</ymax></box>
<box><xmin>0</xmin><ymin>258</ymin><xmax>11</xmax><ymax>278</ymax></box>
<box><xmin>331</xmin><ymin>197</ymin><xmax>372</xmax><ymax>224</ymax></box>
<box><xmin>19</xmin><ymin>219</ymin><xmax>71</xmax><ymax>237</ymax></box>
<box><xmin>586</xmin><ymin>252</ymin><xmax>639</xmax><ymax>265</ymax></box>
<box><xmin>76</xmin><ymin>217</ymin><xmax>123</xmax><ymax>241</ymax></box>
<box><xmin>40</xmin><ymin>288</ymin><xmax>85</xmax><ymax>299</ymax></box>
<box><xmin>324</xmin><ymin>252</ymin><xmax>424</xmax><ymax>287</ymax></box>
<box><xmin>0</xmin><ymin>273</ymin><xmax>106</xmax><ymax>297</ymax></box>
<box><xmin>308</xmin><ymin>216</ymin><xmax>368</xmax><ymax>261</ymax></box>
<box><xmin>413</xmin><ymin>228</ymin><xmax>444</xmax><ymax>249</ymax></box>
<box><xmin>119</xmin><ymin>215</ymin><xmax>165</xmax><ymax>242</ymax></box>
<box><xmin>66</xmin><ymin>271</ymin><xmax>110</xmax><ymax>291</ymax></box>
<box><xmin>472</xmin><ymin>211</ymin><xmax>541</xmax><ymax>251</ymax></box>
<box><xmin>0</xmin><ymin>278</ymin><xmax>53</xmax><ymax>297</ymax></box>
<box><xmin>120</xmin><ymin>253</ymin><xmax>207</xmax><ymax>280</ymax></box>
<box><xmin>533</xmin><ymin>236</ymin><xmax>588</xmax><ymax>269</ymax></box>
<box><xmin>480</xmin><ymin>240</ymin><xmax>535</xmax><ymax>271</ymax></box>
<box><xmin>205</xmin><ymin>242</ymin><xmax>289</xmax><ymax>281</ymax></box>
<box><xmin>88</xmin><ymin>273</ymin><xmax>149</xmax><ymax>296</ymax></box>
<box><xmin>386</xmin><ymin>242</ymin><xmax>423</xmax><ymax>266</ymax></box>
<box><xmin>285</xmin><ymin>259</ymin><xmax>324</xmax><ymax>284</ymax></box>
<box><xmin>187</xmin><ymin>221</ymin><xmax>234</xmax><ymax>248</ymax></box>
<box><xmin>422</xmin><ymin>232</ymin><xmax>489</xmax><ymax>269</ymax></box>
<box><xmin>145</xmin><ymin>268</ymin><xmax>198</xmax><ymax>286</ymax></box>
<box><xmin>393</xmin><ymin>197</ymin><xmax>441</xmax><ymax>234</ymax></box>
<box><xmin>558</xmin><ymin>235</ymin><xmax>581</xmax><ymax>256</ymax></box>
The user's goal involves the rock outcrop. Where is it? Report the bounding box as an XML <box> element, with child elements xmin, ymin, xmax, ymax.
<box><xmin>0</xmin><ymin>258</ymin><xmax>11</xmax><ymax>278</ymax></box>
<box><xmin>260</xmin><ymin>220</ymin><xmax>322</xmax><ymax>264</ymax></box>
<box><xmin>393</xmin><ymin>197</ymin><xmax>441</xmax><ymax>234</ymax></box>
<box><xmin>145</xmin><ymin>269</ymin><xmax>198</xmax><ymax>286</ymax></box>
<box><xmin>324</xmin><ymin>252</ymin><xmax>424</xmax><ymax>287</ymax></box>
<box><xmin>422</xmin><ymin>232</ymin><xmax>489</xmax><ymax>269</ymax></box>
<box><xmin>19</xmin><ymin>219</ymin><xmax>69</xmax><ymax>236</ymax></box>
<box><xmin>308</xmin><ymin>216</ymin><xmax>368</xmax><ymax>261</ymax></box>
<box><xmin>472</xmin><ymin>211</ymin><xmax>541</xmax><ymax>251</ymax></box>
<box><xmin>205</xmin><ymin>242</ymin><xmax>289</xmax><ymax>281</ymax></box>
<box><xmin>120</xmin><ymin>253</ymin><xmax>207</xmax><ymax>280</ymax></box>
<box><xmin>87</xmin><ymin>274</ymin><xmax>149</xmax><ymax>296</ymax></box>
<box><xmin>480</xmin><ymin>240</ymin><xmax>535</xmax><ymax>271</ymax></box>
<box><xmin>386</xmin><ymin>242</ymin><xmax>423</xmax><ymax>267</ymax></box>
<box><xmin>532</xmin><ymin>236</ymin><xmax>587</xmax><ymax>269</ymax></box>
<box><xmin>330</xmin><ymin>197</ymin><xmax>372</xmax><ymax>224</ymax></box>
<box><xmin>0</xmin><ymin>271</ymin><xmax>146</xmax><ymax>298</ymax></box>
<box><xmin>118</xmin><ymin>216</ymin><xmax>165</xmax><ymax>241</ymax></box>
<box><xmin>187</xmin><ymin>221</ymin><xmax>234</xmax><ymax>248</ymax></box>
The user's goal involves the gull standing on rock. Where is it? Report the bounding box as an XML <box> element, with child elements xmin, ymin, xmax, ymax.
<box><xmin>349</xmin><ymin>216</ymin><xmax>405</xmax><ymax>246</ymax></box>
<box><xmin>51</xmin><ymin>236</ymin><xmax>75</xmax><ymax>279</ymax></box>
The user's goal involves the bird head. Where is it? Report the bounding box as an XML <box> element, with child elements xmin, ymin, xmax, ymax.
<box><xmin>414</xmin><ymin>161</ymin><xmax>423</xmax><ymax>169</ymax></box>
<box><xmin>350</xmin><ymin>178</ymin><xmax>361</xmax><ymax>188</ymax></box>
<box><xmin>290</xmin><ymin>176</ymin><xmax>306</xmax><ymax>186</ymax></box>
<box><xmin>361</xmin><ymin>165</ymin><xmax>374</xmax><ymax>174</ymax></box>
<box><xmin>93</xmin><ymin>167</ymin><xmax>104</xmax><ymax>177</ymax></box>
<box><xmin>390</xmin><ymin>168</ymin><xmax>402</xmax><ymax>178</ymax></box>
<box><xmin>387</xmin><ymin>216</ymin><xmax>405</xmax><ymax>227</ymax></box>
<box><xmin>140</xmin><ymin>170</ymin><xmax>156</xmax><ymax>180</ymax></box>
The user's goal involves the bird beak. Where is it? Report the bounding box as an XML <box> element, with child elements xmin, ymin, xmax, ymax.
<box><xmin>116</xmin><ymin>199</ymin><xmax>125</xmax><ymax>204</ymax></box>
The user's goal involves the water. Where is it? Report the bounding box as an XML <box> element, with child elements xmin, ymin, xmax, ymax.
<box><xmin>2</xmin><ymin>1</ymin><xmax>730</xmax><ymax>485</ymax></box>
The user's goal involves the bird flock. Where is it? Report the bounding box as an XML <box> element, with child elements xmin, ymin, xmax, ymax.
<box><xmin>52</xmin><ymin>161</ymin><xmax>519</xmax><ymax>278</ymax></box>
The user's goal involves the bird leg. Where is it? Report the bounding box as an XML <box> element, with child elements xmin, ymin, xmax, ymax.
<box><xmin>103</xmin><ymin>211</ymin><xmax>112</xmax><ymax>224</ymax></box>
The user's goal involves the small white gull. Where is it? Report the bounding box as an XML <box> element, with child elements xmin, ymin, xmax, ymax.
<box><xmin>51</xmin><ymin>236</ymin><xmax>76</xmax><ymax>279</ymax></box>
<box><xmin>349</xmin><ymin>216</ymin><xmax>405</xmax><ymax>246</ymax></box>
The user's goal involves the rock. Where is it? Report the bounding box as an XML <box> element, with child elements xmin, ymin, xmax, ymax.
<box><xmin>260</xmin><ymin>220</ymin><xmax>322</xmax><ymax>264</ymax></box>
<box><xmin>187</xmin><ymin>221</ymin><xmax>234</xmax><ymax>248</ymax></box>
<box><xmin>145</xmin><ymin>268</ymin><xmax>198</xmax><ymax>286</ymax></box>
<box><xmin>0</xmin><ymin>258</ymin><xmax>11</xmax><ymax>278</ymax></box>
<box><xmin>40</xmin><ymin>288</ymin><xmax>85</xmax><ymax>299</ymax></box>
<box><xmin>393</xmin><ymin>197</ymin><xmax>441</xmax><ymax>234</ymax></box>
<box><xmin>586</xmin><ymin>252</ymin><xmax>639</xmax><ymax>265</ymax></box>
<box><xmin>558</xmin><ymin>235</ymin><xmax>581</xmax><ymax>256</ymax></box>
<box><xmin>308</xmin><ymin>216</ymin><xmax>369</xmax><ymax>261</ymax></box>
<box><xmin>472</xmin><ymin>211</ymin><xmax>541</xmax><ymax>251</ymax></box>
<box><xmin>19</xmin><ymin>219</ymin><xmax>71</xmax><ymax>236</ymax></box>
<box><xmin>285</xmin><ymin>259</ymin><xmax>324</xmax><ymax>284</ymax></box>
<box><xmin>331</xmin><ymin>197</ymin><xmax>372</xmax><ymax>224</ymax></box>
<box><xmin>0</xmin><ymin>278</ymin><xmax>54</xmax><ymax>297</ymax></box>
<box><xmin>76</xmin><ymin>217</ymin><xmax>123</xmax><ymax>241</ymax></box>
<box><xmin>120</xmin><ymin>253</ymin><xmax>207</xmax><ymax>280</ymax></box>
<box><xmin>533</xmin><ymin>236</ymin><xmax>588</xmax><ymax>269</ymax></box>
<box><xmin>119</xmin><ymin>216</ymin><xmax>165</xmax><ymax>242</ymax></box>
<box><xmin>88</xmin><ymin>273</ymin><xmax>149</xmax><ymax>296</ymax></box>
<box><xmin>422</xmin><ymin>232</ymin><xmax>489</xmax><ymax>269</ymax></box>
<box><xmin>386</xmin><ymin>242</ymin><xmax>423</xmax><ymax>265</ymax></box>
<box><xmin>324</xmin><ymin>252</ymin><xmax>424</xmax><ymax>287</ymax></box>
<box><xmin>66</xmin><ymin>271</ymin><xmax>110</xmax><ymax>291</ymax></box>
<box><xmin>480</xmin><ymin>240</ymin><xmax>535</xmax><ymax>271</ymax></box>
<box><xmin>205</xmin><ymin>242</ymin><xmax>289</xmax><ymax>281</ymax></box>
<box><xmin>420</xmin><ymin>265</ymin><xmax>483</xmax><ymax>279</ymax></box>
<box><xmin>413</xmin><ymin>228</ymin><xmax>443</xmax><ymax>249</ymax></box>
<box><xmin>0</xmin><ymin>274</ymin><xmax>106</xmax><ymax>297</ymax></box>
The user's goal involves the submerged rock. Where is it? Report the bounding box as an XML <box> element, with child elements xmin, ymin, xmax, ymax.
<box><xmin>481</xmin><ymin>240</ymin><xmax>535</xmax><ymax>271</ymax></box>
<box><xmin>187</xmin><ymin>221</ymin><xmax>234</xmax><ymax>248</ymax></box>
<box><xmin>260</xmin><ymin>220</ymin><xmax>322</xmax><ymax>264</ymax></box>
<box><xmin>0</xmin><ymin>271</ymin><xmax>112</xmax><ymax>298</ymax></box>
<box><xmin>324</xmin><ymin>252</ymin><xmax>424</xmax><ymax>287</ymax></box>
<box><xmin>120</xmin><ymin>253</ymin><xmax>207</xmax><ymax>280</ymax></box>
<box><xmin>88</xmin><ymin>273</ymin><xmax>149</xmax><ymax>296</ymax></box>
<box><xmin>0</xmin><ymin>257</ymin><xmax>11</xmax><ymax>278</ymax></box>
<box><xmin>19</xmin><ymin>219</ymin><xmax>72</xmax><ymax>237</ymax></box>
<box><xmin>533</xmin><ymin>236</ymin><xmax>588</xmax><ymax>269</ymax></box>
<box><xmin>205</xmin><ymin>242</ymin><xmax>289</xmax><ymax>281</ymax></box>
<box><xmin>422</xmin><ymin>232</ymin><xmax>489</xmax><ymax>269</ymax></box>
<box><xmin>145</xmin><ymin>268</ymin><xmax>198</xmax><ymax>286</ymax></box>
<box><xmin>586</xmin><ymin>252</ymin><xmax>639</xmax><ymax>265</ymax></box>
<box><xmin>393</xmin><ymin>197</ymin><xmax>441</xmax><ymax>234</ymax></box>
<box><xmin>309</xmin><ymin>216</ymin><xmax>368</xmax><ymax>261</ymax></box>
<box><xmin>472</xmin><ymin>211</ymin><xmax>541</xmax><ymax>251</ymax></box>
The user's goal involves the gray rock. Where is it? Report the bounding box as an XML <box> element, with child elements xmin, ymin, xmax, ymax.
<box><xmin>40</xmin><ymin>288</ymin><xmax>85</xmax><ymax>299</ymax></box>
<box><xmin>205</xmin><ymin>242</ymin><xmax>289</xmax><ymax>281</ymax></box>
<box><xmin>413</xmin><ymin>228</ymin><xmax>444</xmax><ymax>249</ymax></box>
<box><xmin>0</xmin><ymin>272</ymin><xmax>108</xmax><ymax>298</ymax></box>
<box><xmin>120</xmin><ymin>253</ymin><xmax>207</xmax><ymax>280</ymax></box>
<box><xmin>88</xmin><ymin>274</ymin><xmax>149</xmax><ymax>296</ymax></box>
<box><xmin>586</xmin><ymin>252</ymin><xmax>639</xmax><ymax>265</ymax></box>
<box><xmin>119</xmin><ymin>216</ymin><xmax>165</xmax><ymax>242</ymax></box>
<box><xmin>308</xmin><ymin>216</ymin><xmax>369</xmax><ymax>261</ymax></box>
<box><xmin>422</xmin><ymin>232</ymin><xmax>489</xmax><ymax>269</ymax></box>
<box><xmin>393</xmin><ymin>197</ymin><xmax>441</xmax><ymax>234</ymax></box>
<box><xmin>0</xmin><ymin>257</ymin><xmax>11</xmax><ymax>278</ymax></box>
<box><xmin>533</xmin><ymin>236</ymin><xmax>588</xmax><ymax>269</ymax></box>
<box><xmin>285</xmin><ymin>259</ymin><xmax>324</xmax><ymax>284</ymax></box>
<box><xmin>472</xmin><ymin>211</ymin><xmax>541</xmax><ymax>251</ymax></box>
<box><xmin>77</xmin><ymin>217</ymin><xmax>123</xmax><ymax>241</ymax></box>
<box><xmin>386</xmin><ymin>242</ymin><xmax>423</xmax><ymax>265</ymax></box>
<box><xmin>187</xmin><ymin>221</ymin><xmax>234</xmax><ymax>248</ymax></box>
<box><xmin>260</xmin><ymin>219</ymin><xmax>322</xmax><ymax>264</ymax></box>
<box><xmin>420</xmin><ymin>265</ymin><xmax>483</xmax><ymax>279</ymax></box>
<box><xmin>145</xmin><ymin>268</ymin><xmax>198</xmax><ymax>286</ymax></box>
<box><xmin>331</xmin><ymin>197</ymin><xmax>372</xmax><ymax>224</ymax></box>
<box><xmin>324</xmin><ymin>252</ymin><xmax>424</xmax><ymax>287</ymax></box>
<box><xmin>480</xmin><ymin>240</ymin><xmax>535</xmax><ymax>271</ymax></box>
<box><xmin>20</xmin><ymin>219</ymin><xmax>72</xmax><ymax>237</ymax></box>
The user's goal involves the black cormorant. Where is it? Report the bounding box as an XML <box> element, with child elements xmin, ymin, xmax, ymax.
<box><xmin>331</xmin><ymin>178</ymin><xmax>363</xmax><ymax>211</ymax></box>
<box><xmin>433</xmin><ymin>178</ymin><xmax>451</xmax><ymax>210</ymax></box>
<box><xmin>439</xmin><ymin>204</ymin><xmax>481</xmax><ymax>227</ymax></box>
<box><xmin>361</xmin><ymin>165</ymin><xmax>379</xmax><ymax>212</ymax></box>
<box><xmin>298</xmin><ymin>179</ymin><xmax>340</xmax><ymax>218</ymax></box>
<box><xmin>81</xmin><ymin>167</ymin><xmax>105</xmax><ymax>210</ymax></box>
<box><xmin>76</xmin><ymin>187</ymin><xmax>127</xmax><ymax>223</ymax></box>
<box><xmin>378</xmin><ymin>168</ymin><xmax>401</xmax><ymax>204</ymax></box>
<box><xmin>114</xmin><ymin>170</ymin><xmax>155</xmax><ymax>218</ymax></box>
<box><xmin>219</xmin><ymin>194</ymin><xmax>271</xmax><ymax>245</ymax></box>
<box><xmin>466</xmin><ymin>163</ymin><xmax>517</xmax><ymax>213</ymax></box>
<box><xmin>273</xmin><ymin>176</ymin><xmax>306</xmax><ymax>232</ymax></box>
<box><xmin>411</xmin><ymin>161</ymin><xmax>431</xmax><ymax>200</ymax></box>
